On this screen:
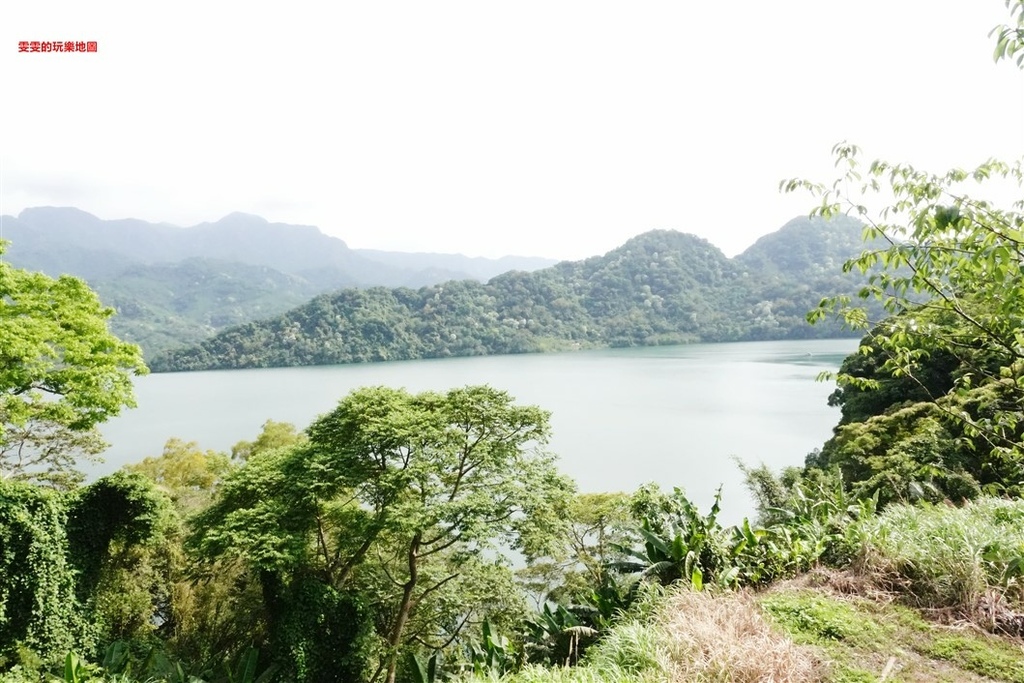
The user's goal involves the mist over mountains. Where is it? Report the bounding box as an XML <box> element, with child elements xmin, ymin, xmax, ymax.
<box><xmin>0</xmin><ymin>207</ymin><xmax>556</xmax><ymax>355</ymax></box>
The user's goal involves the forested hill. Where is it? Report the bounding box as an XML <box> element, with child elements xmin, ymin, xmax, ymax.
<box><xmin>0</xmin><ymin>207</ymin><xmax>556</xmax><ymax>356</ymax></box>
<box><xmin>149</xmin><ymin>215</ymin><xmax>870</xmax><ymax>372</ymax></box>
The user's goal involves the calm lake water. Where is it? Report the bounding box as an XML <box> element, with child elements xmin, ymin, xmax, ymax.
<box><xmin>97</xmin><ymin>338</ymin><xmax>859</xmax><ymax>523</ymax></box>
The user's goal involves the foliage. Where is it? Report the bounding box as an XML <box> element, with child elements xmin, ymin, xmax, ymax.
<box><xmin>190</xmin><ymin>385</ymin><xmax>572</xmax><ymax>683</ymax></box>
<box><xmin>0</xmin><ymin>474</ymin><xmax>167</xmax><ymax>670</ymax></box>
<box><xmin>230</xmin><ymin>421</ymin><xmax>305</xmax><ymax>463</ymax></box>
<box><xmin>613</xmin><ymin>485</ymin><xmax>732</xmax><ymax>590</ymax></box>
<box><xmin>261</xmin><ymin>574</ymin><xmax>375</xmax><ymax>683</ymax></box>
<box><xmin>66</xmin><ymin>472</ymin><xmax>169</xmax><ymax>602</ymax></box>
<box><xmin>991</xmin><ymin>0</ymin><xmax>1024</xmax><ymax>68</ymax></box>
<box><xmin>0</xmin><ymin>482</ymin><xmax>87</xmax><ymax>667</ymax></box>
<box><xmin>0</xmin><ymin>242</ymin><xmax>147</xmax><ymax>486</ymax></box>
<box><xmin>860</xmin><ymin>497</ymin><xmax>1024</xmax><ymax>617</ymax></box>
<box><xmin>760</xmin><ymin>593</ymin><xmax>888</xmax><ymax>648</ymax></box>
<box><xmin>128</xmin><ymin>439</ymin><xmax>233</xmax><ymax>513</ymax></box>
<box><xmin>518</xmin><ymin>492</ymin><xmax>635</xmax><ymax>613</ymax></box>
<box><xmin>759</xmin><ymin>579</ymin><xmax>1024</xmax><ymax>683</ymax></box>
<box><xmin>785</xmin><ymin>144</ymin><xmax>1024</xmax><ymax>503</ymax></box>
<box><xmin>0</xmin><ymin>420</ymin><xmax>107</xmax><ymax>491</ymax></box>
<box><xmin>807</xmin><ymin>311</ymin><xmax>1024</xmax><ymax>504</ymax></box>
<box><xmin>741</xmin><ymin>465</ymin><xmax>877</xmax><ymax>576</ymax></box>
<box><xmin>522</xmin><ymin>604</ymin><xmax>597</xmax><ymax>668</ymax></box>
<box><xmin>922</xmin><ymin>635</ymin><xmax>1024</xmax><ymax>682</ymax></box>
<box><xmin>466</xmin><ymin>586</ymin><xmax>820</xmax><ymax>683</ymax></box>
<box><xmin>149</xmin><ymin>219</ymin><xmax>869</xmax><ymax>372</ymax></box>
<box><xmin>464</xmin><ymin>619</ymin><xmax>517</xmax><ymax>676</ymax></box>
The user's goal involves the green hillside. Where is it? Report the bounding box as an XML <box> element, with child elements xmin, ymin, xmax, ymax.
<box><xmin>150</xmin><ymin>216</ymin><xmax>870</xmax><ymax>372</ymax></box>
<box><xmin>0</xmin><ymin>207</ymin><xmax>556</xmax><ymax>357</ymax></box>
<box><xmin>91</xmin><ymin>258</ymin><xmax>323</xmax><ymax>355</ymax></box>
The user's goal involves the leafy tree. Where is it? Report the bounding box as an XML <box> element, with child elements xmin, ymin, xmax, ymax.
<box><xmin>0</xmin><ymin>242</ymin><xmax>147</xmax><ymax>486</ymax></box>
<box><xmin>784</xmin><ymin>151</ymin><xmax>1024</xmax><ymax>499</ymax></box>
<box><xmin>190</xmin><ymin>385</ymin><xmax>573</xmax><ymax>683</ymax></box>
<box><xmin>128</xmin><ymin>438</ymin><xmax>232</xmax><ymax>513</ymax></box>
<box><xmin>779</xmin><ymin>2</ymin><xmax>1024</xmax><ymax>503</ymax></box>
<box><xmin>308</xmin><ymin>385</ymin><xmax>572</xmax><ymax>683</ymax></box>
<box><xmin>0</xmin><ymin>418</ymin><xmax>106</xmax><ymax>490</ymax></box>
<box><xmin>519</xmin><ymin>492</ymin><xmax>634</xmax><ymax>606</ymax></box>
<box><xmin>230</xmin><ymin>419</ymin><xmax>306</xmax><ymax>462</ymax></box>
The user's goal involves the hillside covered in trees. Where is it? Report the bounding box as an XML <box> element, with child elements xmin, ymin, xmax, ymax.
<box><xmin>0</xmin><ymin>208</ymin><xmax>555</xmax><ymax>357</ymax></box>
<box><xmin>151</xmin><ymin>215</ymin><xmax>872</xmax><ymax>371</ymax></box>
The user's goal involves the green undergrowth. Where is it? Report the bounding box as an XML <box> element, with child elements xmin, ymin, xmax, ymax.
<box><xmin>466</xmin><ymin>578</ymin><xmax>1024</xmax><ymax>683</ymax></box>
<box><xmin>861</xmin><ymin>499</ymin><xmax>1024</xmax><ymax>614</ymax></box>
<box><xmin>465</xmin><ymin>585</ymin><xmax>821</xmax><ymax>683</ymax></box>
<box><xmin>759</xmin><ymin>581</ymin><xmax>1024</xmax><ymax>682</ymax></box>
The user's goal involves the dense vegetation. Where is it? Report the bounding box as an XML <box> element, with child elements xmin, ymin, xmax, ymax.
<box><xmin>150</xmin><ymin>216</ymin><xmax>872</xmax><ymax>371</ymax></box>
<box><xmin>0</xmin><ymin>209</ymin><xmax>554</xmax><ymax>358</ymax></box>
<box><xmin>3</xmin><ymin>4</ymin><xmax>1024</xmax><ymax>680</ymax></box>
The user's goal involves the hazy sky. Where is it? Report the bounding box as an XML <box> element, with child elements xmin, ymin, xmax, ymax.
<box><xmin>2</xmin><ymin>1</ymin><xmax>1022</xmax><ymax>260</ymax></box>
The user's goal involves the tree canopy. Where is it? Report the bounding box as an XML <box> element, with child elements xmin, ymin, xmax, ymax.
<box><xmin>190</xmin><ymin>385</ymin><xmax>574</xmax><ymax>683</ymax></box>
<box><xmin>780</xmin><ymin>22</ymin><xmax>1024</xmax><ymax>502</ymax></box>
<box><xmin>0</xmin><ymin>242</ymin><xmax>148</xmax><ymax>487</ymax></box>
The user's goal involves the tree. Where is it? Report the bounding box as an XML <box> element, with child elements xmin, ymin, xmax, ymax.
<box><xmin>519</xmin><ymin>492</ymin><xmax>634</xmax><ymax>606</ymax></box>
<box><xmin>305</xmin><ymin>385</ymin><xmax>573</xmax><ymax>683</ymax></box>
<box><xmin>0</xmin><ymin>472</ymin><xmax>167</xmax><ymax>667</ymax></box>
<box><xmin>230</xmin><ymin>419</ymin><xmax>306</xmax><ymax>462</ymax></box>
<box><xmin>776</xmin><ymin>1</ymin><xmax>1024</xmax><ymax>503</ymax></box>
<box><xmin>784</xmin><ymin>148</ymin><xmax>1024</xmax><ymax>498</ymax></box>
<box><xmin>128</xmin><ymin>438</ymin><xmax>232</xmax><ymax>513</ymax></box>
<box><xmin>190</xmin><ymin>385</ymin><xmax>573</xmax><ymax>683</ymax></box>
<box><xmin>0</xmin><ymin>242</ymin><xmax>147</xmax><ymax>486</ymax></box>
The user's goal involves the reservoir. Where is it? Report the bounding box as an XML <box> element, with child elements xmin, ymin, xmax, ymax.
<box><xmin>98</xmin><ymin>337</ymin><xmax>859</xmax><ymax>523</ymax></box>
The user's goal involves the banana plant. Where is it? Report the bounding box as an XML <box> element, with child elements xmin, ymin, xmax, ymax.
<box><xmin>609</xmin><ymin>487</ymin><xmax>728</xmax><ymax>590</ymax></box>
<box><xmin>467</xmin><ymin>618</ymin><xmax>515</xmax><ymax>675</ymax></box>
<box><xmin>217</xmin><ymin>647</ymin><xmax>277</xmax><ymax>683</ymax></box>
<box><xmin>524</xmin><ymin>603</ymin><xmax>597</xmax><ymax>666</ymax></box>
<box><xmin>50</xmin><ymin>653</ymin><xmax>99</xmax><ymax>683</ymax></box>
<box><xmin>407</xmin><ymin>651</ymin><xmax>441</xmax><ymax>683</ymax></box>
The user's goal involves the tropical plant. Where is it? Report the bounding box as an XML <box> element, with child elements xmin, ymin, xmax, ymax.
<box><xmin>612</xmin><ymin>486</ymin><xmax>729</xmax><ymax>590</ymax></box>
<box><xmin>523</xmin><ymin>604</ymin><xmax>597</xmax><ymax>668</ymax></box>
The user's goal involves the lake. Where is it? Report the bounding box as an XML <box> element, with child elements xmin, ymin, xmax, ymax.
<box><xmin>97</xmin><ymin>338</ymin><xmax>859</xmax><ymax>523</ymax></box>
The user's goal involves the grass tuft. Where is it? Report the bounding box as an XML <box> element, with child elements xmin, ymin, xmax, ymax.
<box><xmin>860</xmin><ymin>498</ymin><xmax>1024</xmax><ymax>617</ymax></box>
<box><xmin>658</xmin><ymin>588</ymin><xmax>821</xmax><ymax>682</ymax></box>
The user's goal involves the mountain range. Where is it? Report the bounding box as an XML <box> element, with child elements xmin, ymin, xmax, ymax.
<box><xmin>0</xmin><ymin>207</ymin><xmax>556</xmax><ymax>355</ymax></box>
<box><xmin>148</xmin><ymin>215</ymin><xmax>875</xmax><ymax>372</ymax></box>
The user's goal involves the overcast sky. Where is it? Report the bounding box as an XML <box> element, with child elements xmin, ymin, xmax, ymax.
<box><xmin>2</xmin><ymin>1</ymin><xmax>1022</xmax><ymax>260</ymax></box>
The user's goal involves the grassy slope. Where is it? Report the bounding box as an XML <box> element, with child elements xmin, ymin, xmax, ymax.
<box><xmin>761</xmin><ymin>572</ymin><xmax>1024</xmax><ymax>683</ymax></box>
<box><xmin>467</xmin><ymin>574</ymin><xmax>1024</xmax><ymax>683</ymax></box>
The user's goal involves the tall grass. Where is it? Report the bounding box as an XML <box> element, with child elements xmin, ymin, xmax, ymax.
<box><xmin>463</xmin><ymin>587</ymin><xmax>820</xmax><ymax>683</ymax></box>
<box><xmin>860</xmin><ymin>497</ymin><xmax>1024</xmax><ymax>613</ymax></box>
<box><xmin>656</xmin><ymin>589</ymin><xmax>820</xmax><ymax>682</ymax></box>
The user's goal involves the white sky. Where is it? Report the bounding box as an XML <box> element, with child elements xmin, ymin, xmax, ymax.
<box><xmin>2</xmin><ymin>1</ymin><xmax>1022</xmax><ymax>260</ymax></box>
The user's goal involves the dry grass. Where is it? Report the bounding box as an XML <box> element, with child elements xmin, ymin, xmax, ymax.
<box><xmin>657</xmin><ymin>587</ymin><xmax>823</xmax><ymax>683</ymax></box>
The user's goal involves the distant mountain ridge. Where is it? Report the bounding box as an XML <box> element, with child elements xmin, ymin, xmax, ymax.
<box><xmin>0</xmin><ymin>207</ymin><xmax>558</xmax><ymax>356</ymax></box>
<box><xmin>1</xmin><ymin>207</ymin><xmax>557</xmax><ymax>286</ymax></box>
<box><xmin>150</xmin><ymin>215</ymin><xmax>873</xmax><ymax>373</ymax></box>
